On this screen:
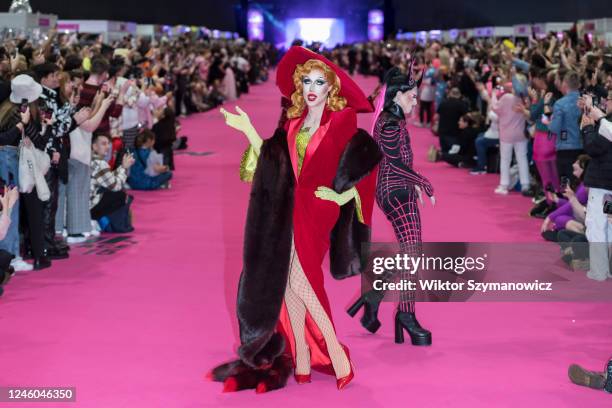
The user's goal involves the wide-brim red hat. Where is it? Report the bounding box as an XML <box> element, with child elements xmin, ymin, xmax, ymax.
<box><xmin>276</xmin><ymin>46</ymin><xmax>373</xmax><ymax>113</ymax></box>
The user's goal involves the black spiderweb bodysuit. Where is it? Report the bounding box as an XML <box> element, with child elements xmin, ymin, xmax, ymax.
<box><xmin>373</xmin><ymin>107</ymin><xmax>434</xmax><ymax>312</ymax></box>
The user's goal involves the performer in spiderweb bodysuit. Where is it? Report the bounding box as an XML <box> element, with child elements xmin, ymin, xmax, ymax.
<box><xmin>348</xmin><ymin>64</ymin><xmax>435</xmax><ymax>346</ymax></box>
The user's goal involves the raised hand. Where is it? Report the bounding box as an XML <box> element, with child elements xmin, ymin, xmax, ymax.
<box><xmin>543</xmin><ymin>92</ymin><xmax>553</xmax><ymax>104</ymax></box>
<box><xmin>221</xmin><ymin>106</ymin><xmax>262</xmax><ymax>154</ymax></box>
<box><xmin>122</xmin><ymin>153</ymin><xmax>136</xmax><ymax>169</ymax></box>
<box><xmin>220</xmin><ymin>106</ymin><xmax>253</xmax><ymax>133</ymax></box>
<box><xmin>19</xmin><ymin>106</ymin><xmax>30</xmax><ymax>125</ymax></box>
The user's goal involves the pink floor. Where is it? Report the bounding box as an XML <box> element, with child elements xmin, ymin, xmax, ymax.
<box><xmin>1</xmin><ymin>75</ymin><xmax>611</xmax><ymax>408</ymax></box>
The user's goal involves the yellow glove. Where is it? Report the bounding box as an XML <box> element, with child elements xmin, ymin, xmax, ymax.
<box><xmin>220</xmin><ymin>105</ymin><xmax>252</xmax><ymax>132</ymax></box>
<box><xmin>315</xmin><ymin>186</ymin><xmax>357</xmax><ymax>206</ymax></box>
<box><xmin>220</xmin><ymin>106</ymin><xmax>262</xmax><ymax>154</ymax></box>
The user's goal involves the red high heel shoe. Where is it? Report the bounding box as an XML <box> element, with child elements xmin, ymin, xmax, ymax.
<box><xmin>336</xmin><ymin>346</ymin><xmax>354</xmax><ymax>390</ymax></box>
<box><xmin>294</xmin><ymin>373</ymin><xmax>312</xmax><ymax>384</ymax></box>
<box><xmin>336</xmin><ymin>366</ymin><xmax>354</xmax><ymax>390</ymax></box>
<box><xmin>295</xmin><ymin>347</ymin><xmax>312</xmax><ymax>384</ymax></box>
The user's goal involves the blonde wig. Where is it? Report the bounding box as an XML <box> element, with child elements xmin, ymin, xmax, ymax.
<box><xmin>286</xmin><ymin>59</ymin><xmax>347</xmax><ymax>119</ymax></box>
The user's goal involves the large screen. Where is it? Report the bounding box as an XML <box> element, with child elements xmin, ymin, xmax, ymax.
<box><xmin>285</xmin><ymin>18</ymin><xmax>345</xmax><ymax>49</ymax></box>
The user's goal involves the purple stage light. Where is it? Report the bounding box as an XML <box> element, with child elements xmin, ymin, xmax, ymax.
<box><xmin>368</xmin><ymin>9</ymin><xmax>384</xmax><ymax>41</ymax></box>
<box><xmin>368</xmin><ymin>24</ymin><xmax>383</xmax><ymax>41</ymax></box>
<box><xmin>368</xmin><ymin>10</ymin><xmax>383</xmax><ymax>25</ymax></box>
<box><xmin>285</xmin><ymin>18</ymin><xmax>345</xmax><ymax>49</ymax></box>
<box><xmin>248</xmin><ymin>9</ymin><xmax>264</xmax><ymax>41</ymax></box>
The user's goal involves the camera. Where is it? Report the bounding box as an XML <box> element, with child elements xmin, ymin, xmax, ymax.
<box><xmin>604</xmin><ymin>200</ymin><xmax>612</xmax><ymax>215</ymax></box>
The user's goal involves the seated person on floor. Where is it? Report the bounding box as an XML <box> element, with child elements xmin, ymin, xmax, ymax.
<box><xmin>152</xmin><ymin>97</ymin><xmax>178</xmax><ymax>171</ymax></box>
<box><xmin>90</xmin><ymin>133</ymin><xmax>136</xmax><ymax>232</ymax></box>
<box><xmin>541</xmin><ymin>155</ymin><xmax>590</xmax><ymax>269</ymax></box>
<box><xmin>436</xmin><ymin>87</ymin><xmax>469</xmax><ymax>154</ymax></box>
<box><xmin>442</xmin><ymin>112</ymin><xmax>482</xmax><ymax>168</ymax></box>
<box><xmin>128</xmin><ymin>129</ymin><xmax>173</xmax><ymax>191</ymax></box>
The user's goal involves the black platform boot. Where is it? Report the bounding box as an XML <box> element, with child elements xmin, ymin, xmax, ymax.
<box><xmin>347</xmin><ymin>290</ymin><xmax>384</xmax><ymax>333</ymax></box>
<box><xmin>394</xmin><ymin>309</ymin><xmax>432</xmax><ymax>346</ymax></box>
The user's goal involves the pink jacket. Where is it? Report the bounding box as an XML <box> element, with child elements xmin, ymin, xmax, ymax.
<box><xmin>493</xmin><ymin>93</ymin><xmax>526</xmax><ymax>143</ymax></box>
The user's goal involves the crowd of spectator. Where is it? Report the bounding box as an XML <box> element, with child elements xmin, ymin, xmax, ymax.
<box><xmin>0</xmin><ymin>29</ymin><xmax>272</xmax><ymax>296</ymax></box>
<box><xmin>294</xmin><ymin>29</ymin><xmax>611</xmax><ymax>282</ymax></box>
<box><xmin>336</xmin><ymin>26</ymin><xmax>612</xmax><ymax>282</ymax></box>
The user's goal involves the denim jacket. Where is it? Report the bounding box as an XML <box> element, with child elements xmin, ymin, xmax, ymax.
<box><xmin>548</xmin><ymin>91</ymin><xmax>583</xmax><ymax>151</ymax></box>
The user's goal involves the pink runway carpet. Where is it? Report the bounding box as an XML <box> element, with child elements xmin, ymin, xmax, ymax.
<box><xmin>1</xmin><ymin>74</ymin><xmax>611</xmax><ymax>408</ymax></box>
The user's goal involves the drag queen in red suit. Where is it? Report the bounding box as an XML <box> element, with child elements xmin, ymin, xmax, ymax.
<box><xmin>210</xmin><ymin>46</ymin><xmax>381</xmax><ymax>393</ymax></box>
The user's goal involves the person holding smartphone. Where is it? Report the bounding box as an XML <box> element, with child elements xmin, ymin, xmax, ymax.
<box><xmin>33</xmin><ymin>62</ymin><xmax>72</xmax><ymax>258</ymax></box>
<box><xmin>0</xmin><ymin>74</ymin><xmax>52</xmax><ymax>270</ymax></box>
<box><xmin>579</xmin><ymin>92</ymin><xmax>612</xmax><ymax>281</ymax></box>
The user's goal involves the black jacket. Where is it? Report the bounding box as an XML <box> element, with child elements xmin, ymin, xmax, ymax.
<box><xmin>437</xmin><ymin>97</ymin><xmax>468</xmax><ymax>136</ymax></box>
<box><xmin>582</xmin><ymin>115</ymin><xmax>612</xmax><ymax>190</ymax></box>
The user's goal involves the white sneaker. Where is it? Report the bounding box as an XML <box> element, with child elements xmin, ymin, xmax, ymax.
<box><xmin>494</xmin><ymin>185</ymin><xmax>509</xmax><ymax>195</ymax></box>
<box><xmin>448</xmin><ymin>144</ymin><xmax>461</xmax><ymax>155</ymax></box>
<box><xmin>90</xmin><ymin>229</ymin><xmax>101</xmax><ymax>237</ymax></box>
<box><xmin>586</xmin><ymin>270</ymin><xmax>608</xmax><ymax>282</ymax></box>
<box><xmin>67</xmin><ymin>234</ymin><xmax>88</xmax><ymax>244</ymax></box>
<box><xmin>11</xmin><ymin>257</ymin><xmax>33</xmax><ymax>272</ymax></box>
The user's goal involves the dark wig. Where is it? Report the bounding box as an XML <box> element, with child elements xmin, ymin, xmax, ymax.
<box><xmin>382</xmin><ymin>64</ymin><xmax>422</xmax><ymax>111</ymax></box>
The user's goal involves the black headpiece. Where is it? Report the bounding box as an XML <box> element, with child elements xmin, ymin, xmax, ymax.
<box><xmin>382</xmin><ymin>56</ymin><xmax>423</xmax><ymax>112</ymax></box>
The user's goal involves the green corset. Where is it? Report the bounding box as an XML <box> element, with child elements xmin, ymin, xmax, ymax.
<box><xmin>296</xmin><ymin>127</ymin><xmax>311</xmax><ymax>175</ymax></box>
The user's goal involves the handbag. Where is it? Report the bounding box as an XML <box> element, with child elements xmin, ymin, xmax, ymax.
<box><xmin>19</xmin><ymin>142</ymin><xmax>51</xmax><ymax>201</ymax></box>
<box><xmin>69</xmin><ymin>127</ymin><xmax>93</xmax><ymax>165</ymax></box>
<box><xmin>427</xmin><ymin>145</ymin><xmax>440</xmax><ymax>162</ymax></box>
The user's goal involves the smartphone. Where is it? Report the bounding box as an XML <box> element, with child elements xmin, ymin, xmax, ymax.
<box><xmin>101</xmin><ymin>83</ymin><xmax>110</xmax><ymax>98</ymax></box>
<box><xmin>553</xmin><ymin>177</ymin><xmax>570</xmax><ymax>199</ymax></box>
<box><xmin>19</xmin><ymin>98</ymin><xmax>28</xmax><ymax>113</ymax></box>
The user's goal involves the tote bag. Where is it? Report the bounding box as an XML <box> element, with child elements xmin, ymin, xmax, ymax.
<box><xmin>18</xmin><ymin>143</ymin><xmax>50</xmax><ymax>201</ymax></box>
<box><xmin>69</xmin><ymin>127</ymin><xmax>93</xmax><ymax>165</ymax></box>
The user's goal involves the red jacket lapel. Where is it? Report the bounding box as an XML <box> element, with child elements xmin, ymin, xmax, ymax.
<box><xmin>301</xmin><ymin>108</ymin><xmax>332</xmax><ymax>179</ymax></box>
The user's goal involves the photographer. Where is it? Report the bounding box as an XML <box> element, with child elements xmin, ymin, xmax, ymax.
<box><xmin>579</xmin><ymin>91</ymin><xmax>612</xmax><ymax>281</ymax></box>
